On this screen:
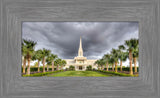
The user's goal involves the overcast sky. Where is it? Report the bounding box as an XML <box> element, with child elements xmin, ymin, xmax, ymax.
<box><xmin>22</xmin><ymin>22</ymin><xmax>138</xmax><ymax>60</ymax></box>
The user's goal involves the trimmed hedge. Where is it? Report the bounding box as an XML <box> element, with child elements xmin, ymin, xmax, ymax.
<box><xmin>22</xmin><ymin>67</ymin><xmax>57</xmax><ymax>72</ymax></box>
<box><xmin>22</xmin><ymin>70</ymin><xmax>63</xmax><ymax>77</ymax></box>
<box><xmin>96</xmin><ymin>70</ymin><xmax>134</xmax><ymax>77</ymax></box>
<box><xmin>104</xmin><ymin>67</ymin><xmax>139</xmax><ymax>72</ymax></box>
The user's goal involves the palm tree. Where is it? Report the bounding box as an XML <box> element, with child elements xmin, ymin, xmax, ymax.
<box><xmin>23</xmin><ymin>39</ymin><xmax>37</xmax><ymax>75</ymax></box>
<box><xmin>46</xmin><ymin>54</ymin><xmax>58</xmax><ymax>72</ymax></box>
<box><xmin>133</xmin><ymin>47</ymin><xmax>139</xmax><ymax>73</ymax></box>
<box><xmin>22</xmin><ymin>56</ymin><xmax>27</xmax><ymax>74</ymax></box>
<box><xmin>41</xmin><ymin>48</ymin><xmax>51</xmax><ymax>73</ymax></box>
<box><xmin>32</xmin><ymin>50</ymin><xmax>43</xmax><ymax>72</ymax></box>
<box><xmin>61</xmin><ymin>60</ymin><xmax>67</xmax><ymax>70</ymax></box>
<box><xmin>125</xmin><ymin>38</ymin><xmax>138</xmax><ymax>75</ymax></box>
<box><xmin>103</xmin><ymin>54</ymin><xmax>110</xmax><ymax>71</ymax></box>
<box><xmin>118</xmin><ymin>45</ymin><xmax>126</xmax><ymax>71</ymax></box>
<box><xmin>99</xmin><ymin>59</ymin><xmax>105</xmax><ymax>70</ymax></box>
<box><xmin>55</xmin><ymin>58</ymin><xmax>62</xmax><ymax>71</ymax></box>
<box><xmin>50</xmin><ymin>54</ymin><xmax>58</xmax><ymax>71</ymax></box>
<box><xmin>46</xmin><ymin>55</ymin><xmax>52</xmax><ymax>72</ymax></box>
<box><xmin>111</xmin><ymin>48</ymin><xmax>119</xmax><ymax>72</ymax></box>
<box><xmin>120</xmin><ymin>52</ymin><xmax>128</xmax><ymax>71</ymax></box>
<box><xmin>22</xmin><ymin>42</ymin><xmax>27</xmax><ymax>74</ymax></box>
<box><xmin>95</xmin><ymin>60</ymin><xmax>101</xmax><ymax>70</ymax></box>
<box><xmin>108</xmin><ymin>55</ymin><xmax>115</xmax><ymax>71</ymax></box>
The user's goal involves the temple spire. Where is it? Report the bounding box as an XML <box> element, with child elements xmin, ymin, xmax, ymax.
<box><xmin>78</xmin><ymin>36</ymin><xmax>83</xmax><ymax>57</ymax></box>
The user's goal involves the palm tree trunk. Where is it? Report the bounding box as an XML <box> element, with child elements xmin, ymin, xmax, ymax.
<box><xmin>43</xmin><ymin>57</ymin><xmax>45</xmax><ymax>73</ymax></box>
<box><xmin>120</xmin><ymin>60</ymin><xmax>122</xmax><ymax>72</ymax></box>
<box><xmin>129</xmin><ymin>50</ymin><xmax>133</xmax><ymax>75</ymax></box>
<box><xmin>115</xmin><ymin>62</ymin><xmax>118</xmax><ymax>72</ymax></box>
<box><xmin>47</xmin><ymin>65</ymin><xmax>49</xmax><ymax>72</ymax></box>
<box><xmin>57</xmin><ymin>64</ymin><xmax>59</xmax><ymax>70</ymax></box>
<box><xmin>61</xmin><ymin>66</ymin><xmax>63</xmax><ymax>70</ymax></box>
<box><xmin>134</xmin><ymin>57</ymin><xmax>137</xmax><ymax>73</ymax></box>
<box><xmin>38</xmin><ymin>60</ymin><xmax>40</xmax><ymax>72</ymax></box>
<box><xmin>52</xmin><ymin>61</ymin><xmax>54</xmax><ymax>71</ymax></box>
<box><xmin>23</xmin><ymin>57</ymin><xmax>26</xmax><ymax>74</ymax></box>
<box><xmin>106</xmin><ymin>62</ymin><xmax>108</xmax><ymax>71</ymax></box>
<box><xmin>105</xmin><ymin>64</ymin><xmax>107</xmax><ymax>71</ymax></box>
<box><xmin>112</xmin><ymin>64</ymin><xmax>114</xmax><ymax>71</ymax></box>
<box><xmin>27</xmin><ymin>57</ymin><xmax>31</xmax><ymax>75</ymax></box>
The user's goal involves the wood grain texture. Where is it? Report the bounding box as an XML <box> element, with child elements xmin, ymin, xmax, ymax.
<box><xmin>156</xmin><ymin>0</ymin><xmax>160</xmax><ymax>96</ymax></box>
<box><xmin>0</xmin><ymin>0</ymin><xmax>160</xmax><ymax>98</ymax></box>
<box><xmin>0</xmin><ymin>0</ymin><xmax>2</xmax><ymax>97</ymax></box>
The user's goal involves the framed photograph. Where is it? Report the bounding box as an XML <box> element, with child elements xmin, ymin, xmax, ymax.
<box><xmin>22</xmin><ymin>22</ymin><xmax>139</xmax><ymax>77</ymax></box>
<box><xmin>0</xmin><ymin>0</ymin><xmax>159</xmax><ymax>98</ymax></box>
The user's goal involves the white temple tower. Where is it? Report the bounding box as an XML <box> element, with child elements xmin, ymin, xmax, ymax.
<box><xmin>78</xmin><ymin>36</ymin><xmax>83</xmax><ymax>57</ymax></box>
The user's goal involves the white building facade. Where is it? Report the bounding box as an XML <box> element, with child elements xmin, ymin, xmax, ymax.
<box><xmin>64</xmin><ymin>37</ymin><xmax>98</xmax><ymax>71</ymax></box>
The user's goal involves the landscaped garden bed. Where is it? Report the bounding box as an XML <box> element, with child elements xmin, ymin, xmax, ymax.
<box><xmin>22</xmin><ymin>70</ymin><xmax>64</xmax><ymax>77</ymax></box>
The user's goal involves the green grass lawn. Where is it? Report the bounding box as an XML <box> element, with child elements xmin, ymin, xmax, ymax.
<box><xmin>22</xmin><ymin>70</ymin><xmax>135</xmax><ymax>77</ymax></box>
<box><xmin>46</xmin><ymin>71</ymin><xmax>115</xmax><ymax>77</ymax></box>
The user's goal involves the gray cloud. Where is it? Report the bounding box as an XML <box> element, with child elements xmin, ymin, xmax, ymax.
<box><xmin>22</xmin><ymin>22</ymin><xmax>138</xmax><ymax>59</ymax></box>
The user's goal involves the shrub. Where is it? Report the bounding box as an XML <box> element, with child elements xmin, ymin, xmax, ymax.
<box><xmin>65</xmin><ymin>68</ymin><xmax>69</xmax><ymax>71</ymax></box>
<box><xmin>92</xmin><ymin>68</ymin><xmax>96</xmax><ymax>71</ymax></box>
<box><xmin>86</xmin><ymin>65</ymin><xmax>92</xmax><ymax>71</ymax></box>
<box><xmin>108</xmin><ymin>67</ymin><xmax>139</xmax><ymax>72</ymax></box>
<box><xmin>96</xmin><ymin>70</ymin><xmax>134</xmax><ymax>77</ymax></box>
<box><xmin>22</xmin><ymin>70</ymin><xmax>63</xmax><ymax>77</ymax></box>
<box><xmin>69</xmin><ymin>65</ymin><xmax>75</xmax><ymax>71</ymax></box>
<box><xmin>22</xmin><ymin>67</ymin><xmax>53</xmax><ymax>73</ymax></box>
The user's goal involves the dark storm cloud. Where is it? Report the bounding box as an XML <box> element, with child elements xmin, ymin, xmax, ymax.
<box><xmin>22</xmin><ymin>22</ymin><xmax>138</xmax><ymax>59</ymax></box>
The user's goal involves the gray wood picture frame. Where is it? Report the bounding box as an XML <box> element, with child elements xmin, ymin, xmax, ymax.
<box><xmin>0</xmin><ymin>0</ymin><xmax>160</xmax><ymax>98</ymax></box>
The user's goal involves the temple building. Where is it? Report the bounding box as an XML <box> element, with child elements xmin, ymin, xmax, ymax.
<box><xmin>64</xmin><ymin>37</ymin><xmax>98</xmax><ymax>71</ymax></box>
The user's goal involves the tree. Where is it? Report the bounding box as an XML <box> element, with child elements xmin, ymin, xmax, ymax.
<box><xmin>50</xmin><ymin>54</ymin><xmax>58</xmax><ymax>71</ymax></box>
<box><xmin>103</xmin><ymin>54</ymin><xmax>110</xmax><ymax>71</ymax></box>
<box><xmin>23</xmin><ymin>39</ymin><xmax>37</xmax><ymax>75</ymax></box>
<box><xmin>111</xmin><ymin>48</ymin><xmax>119</xmax><ymax>72</ymax></box>
<box><xmin>125</xmin><ymin>38</ymin><xmax>138</xmax><ymax>75</ymax></box>
<box><xmin>33</xmin><ymin>62</ymin><xmax>38</xmax><ymax>67</ymax></box>
<box><xmin>95</xmin><ymin>60</ymin><xmax>101</xmax><ymax>70</ymax></box>
<box><xmin>61</xmin><ymin>60</ymin><xmax>66</xmax><ymax>70</ymax></box>
<box><xmin>133</xmin><ymin>46</ymin><xmax>139</xmax><ymax>73</ymax></box>
<box><xmin>118</xmin><ymin>45</ymin><xmax>126</xmax><ymax>71</ymax></box>
<box><xmin>22</xmin><ymin>42</ymin><xmax>27</xmax><ymax>74</ymax></box>
<box><xmin>120</xmin><ymin>52</ymin><xmax>128</xmax><ymax>71</ymax></box>
<box><xmin>69</xmin><ymin>65</ymin><xmax>75</xmax><ymax>71</ymax></box>
<box><xmin>46</xmin><ymin>54</ymin><xmax>58</xmax><ymax>71</ymax></box>
<box><xmin>99</xmin><ymin>59</ymin><xmax>105</xmax><ymax>70</ymax></box>
<box><xmin>46</xmin><ymin>55</ymin><xmax>52</xmax><ymax>72</ymax></box>
<box><xmin>41</xmin><ymin>48</ymin><xmax>51</xmax><ymax>73</ymax></box>
<box><xmin>108</xmin><ymin>55</ymin><xmax>115</xmax><ymax>71</ymax></box>
<box><xmin>32</xmin><ymin>49</ymin><xmax>43</xmax><ymax>72</ymax></box>
<box><xmin>54</xmin><ymin>58</ymin><xmax>62</xmax><ymax>71</ymax></box>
